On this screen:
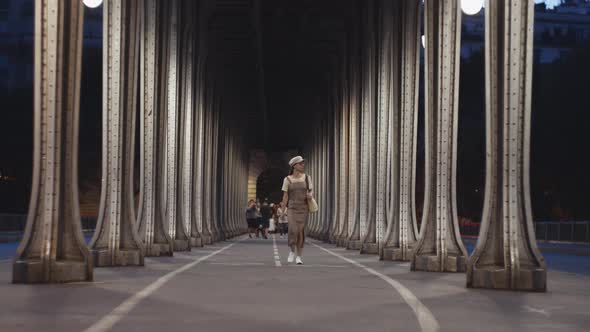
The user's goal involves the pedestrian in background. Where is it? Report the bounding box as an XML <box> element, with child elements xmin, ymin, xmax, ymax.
<box><xmin>277</xmin><ymin>204</ymin><xmax>288</xmax><ymax>238</ymax></box>
<box><xmin>245</xmin><ymin>199</ymin><xmax>258</xmax><ymax>238</ymax></box>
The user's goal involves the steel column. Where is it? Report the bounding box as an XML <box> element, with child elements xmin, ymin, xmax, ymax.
<box><xmin>90</xmin><ymin>0</ymin><xmax>144</xmax><ymax>267</ymax></box>
<box><xmin>346</xmin><ymin>15</ymin><xmax>362</xmax><ymax>250</ymax></box>
<box><xmin>359</xmin><ymin>0</ymin><xmax>378</xmax><ymax>255</ymax></box>
<box><xmin>411</xmin><ymin>0</ymin><xmax>468</xmax><ymax>272</ymax></box>
<box><xmin>137</xmin><ymin>0</ymin><xmax>174</xmax><ymax>257</ymax></box>
<box><xmin>382</xmin><ymin>0</ymin><xmax>421</xmax><ymax>262</ymax></box>
<box><xmin>467</xmin><ymin>0</ymin><xmax>546</xmax><ymax>291</ymax></box>
<box><xmin>13</xmin><ymin>0</ymin><xmax>93</xmax><ymax>283</ymax></box>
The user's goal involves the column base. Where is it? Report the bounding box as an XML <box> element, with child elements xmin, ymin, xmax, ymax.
<box><xmin>346</xmin><ymin>240</ymin><xmax>361</xmax><ymax>250</ymax></box>
<box><xmin>145</xmin><ymin>243</ymin><xmax>173</xmax><ymax>257</ymax></box>
<box><xmin>91</xmin><ymin>249</ymin><xmax>144</xmax><ymax>267</ymax></box>
<box><xmin>202</xmin><ymin>235</ymin><xmax>212</xmax><ymax>245</ymax></box>
<box><xmin>467</xmin><ymin>266</ymin><xmax>546</xmax><ymax>292</ymax></box>
<box><xmin>328</xmin><ymin>235</ymin><xmax>337</xmax><ymax>244</ymax></box>
<box><xmin>13</xmin><ymin>260</ymin><xmax>92</xmax><ymax>284</ymax></box>
<box><xmin>173</xmin><ymin>239</ymin><xmax>191</xmax><ymax>251</ymax></box>
<box><xmin>382</xmin><ymin>247</ymin><xmax>413</xmax><ymax>261</ymax></box>
<box><xmin>411</xmin><ymin>254</ymin><xmax>466</xmax><ymax>272</ymax></box>
<box><xmin>190</xmin><ymin>237</ymin><xmax>203</xmax><ymax>247</ymax></box>
<box><xmin>361</xmin><ymin>242</ymin><xmax>379</xmax><ymax>255</ymax></box>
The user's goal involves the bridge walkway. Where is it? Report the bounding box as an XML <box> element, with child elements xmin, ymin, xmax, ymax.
<box><xmin>0</xmin><ymin>236</ymin><xmax>588</xmax><ymax>332</ymax></box>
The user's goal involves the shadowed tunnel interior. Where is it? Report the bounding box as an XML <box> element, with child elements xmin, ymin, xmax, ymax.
<box><xmin>205</xmin><ymin>0</ymin><xmax>357</xmax><ymax>152</ymax></box>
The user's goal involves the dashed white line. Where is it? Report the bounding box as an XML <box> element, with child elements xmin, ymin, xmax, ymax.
<box><xmin>310</xmin><ymin>241</ymin><xmax>440</xmax><ymax>332</ymax></box>
<box><xmin>272</xmin><ymin>235</ymin><xmax>282</xmax><ymax>267</ymax></box>
<box><xmin>83</xmin><ymin>238</ymin><xmax>242</xmax><ymax>332</ymax></box>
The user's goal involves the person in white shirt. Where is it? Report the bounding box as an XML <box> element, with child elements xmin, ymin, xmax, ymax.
<box><xmin>277</xmin><ymin>205</ymin><xmax>288</xmax><ymax>238</ymax></box>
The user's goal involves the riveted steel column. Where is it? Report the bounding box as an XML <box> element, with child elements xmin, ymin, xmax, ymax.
<box><xmin>137</xmin><ymin>0</ymin><xmax>174</xmax><ymax>257</ymax></box>
<box><xmin>467</xmin><ymin>0</ymin><xmax>546</xmax><ymax>291</ymax></box>
<box><xmin>225</xmin><ymin>134</ymin><xmax>232</xmax><ymax>237</ymax></box>
<box><xmin>321</xmin><ymin>117</ymin><xmax>331</xmax><ymax>240</ymax></box>
<box><xmin>382</xmin><ymin>0</ymin><xmax>421</xmax><ymax>262</ymax></box>
<box><xmin>90</xmin><ymin>0</ymin><xmax>144</xmax><ymax>267</ymax></box>
<box><xmin>13</xmin><ymin>0</ymin><xmax>92</xmax><ymax>283</ymax></box>
<box><xmin>200</xmin><ymin>82</ymin><xmax>214</xmax><ymax>245</ymax></box>
<box><xmin>325</xmin><ymin>105</ymin><xmax>336</xmax><ymax>241</ymax></box>
<box><xmin>329</xmin><ymin>82</ymin><xmax>341</xmax><ymax>243</ymax></box>
<box><xmin>210</xmin><ymin>96</ymin><xmax>222</xmax><ymax>242</ymax></box>
<box><xmin>176</xmin><ymin>0</ymin><xmax>198</xmax><ymax>248</ymax></box>
<box><xmin>221</xmin><ymin>130</ymin><xmax>230</xmax><ymax>238</ymax></box>
<box><xmin>375</xmin><ymin>0</ymin><xmax>398</xmax><ymax>257</ymax></box>
<box><xmin>336</xmin><ymin>56</ymin><xmax>350</xmax><ymax>247</ymax></box>
<box><xmin>360</xmin><ymin>0</ymin><xmax>378</xmax><ymax>255</ymax></box>
<box><xmin>162</xmin><ymin>0</ymin><xmax>190</xmax><ymax>251</ymax></box>
<box><xmin>411</xmin><ymin>0</ymin><xmax>467</xmax><ymax>272</ymax></box>
<box><xmin>191</xmin><ymin>55</ymin><xmax>206</xmax><ymax>247</ymax></box>
<box><xmin>346</xmin><ymin>15</ymin><xmax>362</xmax><ymax>250</ymax></box>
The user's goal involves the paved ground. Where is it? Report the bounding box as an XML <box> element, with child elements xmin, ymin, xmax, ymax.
<box><xmin>1</xmin><ymin>235</ymin><xmax>589</xmax><ymax>332</ymax></box>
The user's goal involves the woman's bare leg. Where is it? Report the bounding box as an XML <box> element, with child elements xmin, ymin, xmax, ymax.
<box><xmin>296</xmin><ymin>229</ymin><xmax>304</xmax><ymax>256</ymax></box>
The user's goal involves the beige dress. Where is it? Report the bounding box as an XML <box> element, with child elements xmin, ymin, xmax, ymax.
<box><xmin>284</xmin><ymin>175</ymin><xmax>309</xmax><ymax>248</ymax></box>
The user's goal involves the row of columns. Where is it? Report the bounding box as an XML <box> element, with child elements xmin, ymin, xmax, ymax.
<box><xmin>308</xmin><ymin>0</ymin><xmax>546</xmax><ymax>292</ymax></box>
<box><xmin>13</xmin><ymin>0</ymin><xmax>249</xmax><ymax>283</ymax></box>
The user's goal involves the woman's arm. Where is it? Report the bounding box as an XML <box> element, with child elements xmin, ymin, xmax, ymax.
<box><xmin>281</xmin><ymin>191</ymin><xmax>288</xmax><ymax>210</ymax></box>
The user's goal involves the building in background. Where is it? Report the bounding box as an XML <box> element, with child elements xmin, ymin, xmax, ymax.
<box><xmin>0</xmin><ymin>0</ymin><xmax>102</xmax><ymax>92</ymax></box>
<box><xmin>462</xmin><ymin>0</ymin><xmax>590</xmax><ymax>62</ymax></box>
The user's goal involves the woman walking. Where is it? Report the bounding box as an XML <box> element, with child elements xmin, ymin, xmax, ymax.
<box><xmin>281</xmin><ymin>156</ymin><xmax>313</xmax><ymax>265</ymax></box>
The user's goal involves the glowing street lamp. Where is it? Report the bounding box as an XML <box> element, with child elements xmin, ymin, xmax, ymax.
<box><xmin>461</xmin><ymin>0</ymin><xmax>484</xmax><ymax>15</ymax></box>
<box><xmin>83</xmin><ymin>0</ymin><xmax>103</xmax><ymax>8</ymax></box>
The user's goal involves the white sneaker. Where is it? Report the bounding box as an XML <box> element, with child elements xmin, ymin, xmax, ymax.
<box><xmin>296</xmin><ymin>256</ymin><xmax>303</xmax><ymax>265</ymax></box>
<box><xmin>287</xmin><ymin>251</ymin><xmax>295</xmax><ymax>263</ymax></box>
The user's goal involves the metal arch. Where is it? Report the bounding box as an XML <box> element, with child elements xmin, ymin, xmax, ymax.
<box><xmin>411</xmin><ymin>0</ymin><xmax>467</xmax><ymax>273</ymax></box>
<box><xmin>137</xmin><ymin>0</ymin><xmax>174</xmax><ymax>257</ymax></box>
<box><xmin>90</xmin><ymin>0</ymin><xmax>144</xmax><ymax>267</ymax></box>
<box><xmin>467</xmin><ymin>0</ymin><xmax>546</xmax><ymax>291</ymax></box>
<box><xmin>13</xmin><ymin>0</ymin><xmax>93</xmax><ymax>283</ymax></box>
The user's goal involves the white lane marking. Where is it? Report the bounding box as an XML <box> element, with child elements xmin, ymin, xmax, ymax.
<box><xmin>83</xmin><ymin>239</ymin><xmax>242</xmax><ymax>332</ymax></box>
<box><xmin>272</xmin><ymin>235</ymin><xmax>282</xmax><ymax>267</ymax></box>
<box><xmin>208</xmin><ymin>262</ymin><xmax>265</xmax><ymax>266</ymax></box>
<box><xmin>310</xmin><ymin>241</ymin><xmax>440</xmax><ymax>332</ymax></box>
<box><xmin>285</xmin><ymin>264</ymin><xmax>349</xmax><ymax>268</ymax></box>
<box><xmin>522</xmin><ymin>305</ymin><xmax>550</xmax><ymax>317</ymax></box>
